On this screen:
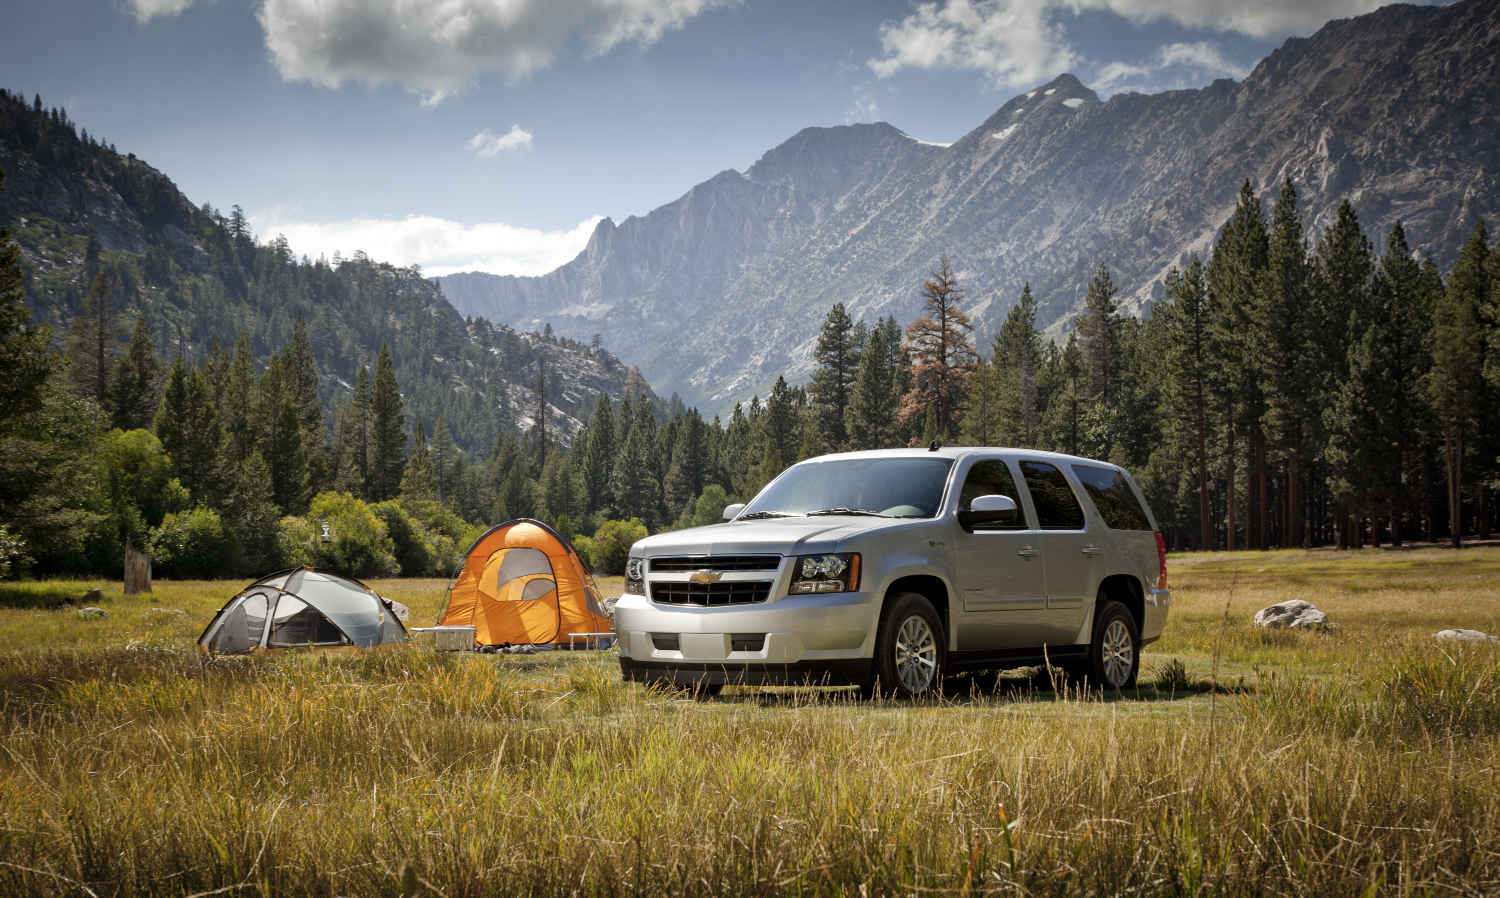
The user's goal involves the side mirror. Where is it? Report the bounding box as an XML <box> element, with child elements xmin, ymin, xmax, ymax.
<box><xmin>722</xmin><ymin>503</ymin><xmax>746</xmax><ymax>521</ymax></box>
<box><xmin>958</xmin><ymin>494</ymin><xmax>1019</xmax><ymax>531</ymax></box>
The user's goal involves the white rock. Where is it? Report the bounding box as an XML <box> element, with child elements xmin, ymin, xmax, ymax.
<box><xmin>1434</xmin><ymin>628</ymin><xmax>1499</xmax><ymax>644</ymax></box>
<box><xmin>79</xmin><ymin>606</ymin><xmax>108</xmax><ymax>618</ymax></box>
<box><xmin>385</xmin><ymin>599</ymin><xmax>410</xmax><ymax>622</ymax></box>
<box><xmin>1253</xmin><ymin>600</ymin><xmax>1327</xmax><ymax>629</ymax></box>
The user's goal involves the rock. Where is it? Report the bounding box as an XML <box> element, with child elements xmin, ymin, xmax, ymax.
<box><xmin>1253</xmin><ymin>600</ymin><xmax>1328</xmax><ymax>630</ymax></box>
<box><xmin>384</xmin><ymin>599</ymin><xmax>410</xmax><ymax>622</ymax></box>
<box><xmin>147</xmin><ymin>607</ymin><xmax>185</xmax><ymax>616</ymax></box>
<box><xmin>1434</xmin><ymin>628</ymin><xmax>1500</xmax><ymax>644</ymax></box>
<box><xmin>80</xmin><ymin>588</ymin><xmax>103</xmax><ymax>604</ymax></box>
<box><xmin>79</xmin><ymin>606</ymin><xmax>107</xmax><ymax>618</ymax></box>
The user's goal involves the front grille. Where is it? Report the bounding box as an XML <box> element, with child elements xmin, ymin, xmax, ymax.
<box><xmin>730</xmin><ymin>633</ymin><xmax>766</xmax><ymax>652</ymax></box>
<box><xmin>649</xmin><ymin>555</ymin><xmax>781</xmax><ymax>572</ymax></box>
<box><xmin>650</xmin><ymin>633</ymin><xmax>680</xmax><ymax>651</ymax></box>
<box><xmin>649</xmin><ymin>580</ymin><xmax>773</xmax><ymax>606</ymax></box>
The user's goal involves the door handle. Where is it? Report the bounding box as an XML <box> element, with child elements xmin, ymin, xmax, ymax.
<box><xmin>1017</xmin><ymin>546</ymin><xmax>1037</xmax><ymax>559</ymax></box>
<box><xmin>1081</xmin><ymin>544</ymin><xmax>1100</xmax><ymax>557</ymax></box>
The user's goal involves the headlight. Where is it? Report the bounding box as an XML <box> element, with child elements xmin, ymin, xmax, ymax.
<box><xmin>789</xmin><ymin>553</ymin><xmax>859</xmax><ymax>594</ymax></box>
<box><xmin>626</xmin><ymin>557</ymin><xmax>645</xmax><ymax>593</ymax></box>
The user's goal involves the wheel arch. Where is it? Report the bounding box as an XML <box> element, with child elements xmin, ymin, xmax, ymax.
<box><xmin>883</xmin><ymin>573</ymin><xmax>951</xmax><ymax>637</ymax></box>
<box><xmin>1097</xmin><ymin>573</ymin><xmax>1145</xmax><ymax>635</ymax></box>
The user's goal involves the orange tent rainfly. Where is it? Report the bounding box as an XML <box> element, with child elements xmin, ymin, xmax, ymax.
<box><xmin>437</xmin><ymin>519</ymin><xmax>612</xmax><ymax>648</ymax></box>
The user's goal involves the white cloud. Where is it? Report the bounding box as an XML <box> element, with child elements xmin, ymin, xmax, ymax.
<box><xmin>249</xmin><ymin>213</ymin><xmax>605</xmax><ymax>277</ymax></box>
<box><xmin>1068</xmin><ymin>0</ymin><xmax>1400</xmax><ymax>39</ymax></box>
<box><xmin>469</xmin><ymin>125</ymin><xmax>534</xmax><ymax>157</ymax></box>
<box><xmin>869</xmin><ymin>0</ymin><xmax>1079</xmax><ymax>89</ymax></box>
<box><xmin>126</xmin><ymin>0</ymin><xmax>194</xmax><ymax>23</ymax></box>
<box><xmin>869</xmin><ymin>0</ymin><xmax>1429</xmax><ymax>89</ymax></box>
<box><xmin>1093</xmin><ymin>40</ymin><xmax>1249</xmax><ymax>92</ymax></box>
<box><xmin>257</xmin><ymin>0</ymin><xmax>726</xmax><ymax>104</ymax></box>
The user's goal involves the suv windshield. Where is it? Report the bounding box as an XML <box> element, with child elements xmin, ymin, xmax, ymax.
<box><xmin>740</xmin><ymin>457</ymin><xmax>954</xmax><ymax>519</ymax></box>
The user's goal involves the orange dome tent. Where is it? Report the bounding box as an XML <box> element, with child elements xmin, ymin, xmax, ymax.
<box><xmin>436</xmin><ymin>519</ymin><xmax>612</xmax><ymax>648</ymax></box>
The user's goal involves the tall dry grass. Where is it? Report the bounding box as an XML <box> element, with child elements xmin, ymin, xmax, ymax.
<box><xmin>0</xmin><ymin>553</ymin><xmax>1497</xmax><ymax>896</ymax></box>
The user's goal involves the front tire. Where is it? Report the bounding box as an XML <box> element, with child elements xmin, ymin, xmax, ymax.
<box><xmin>871</xmin><ymin>592</ymin><xmax>946</xmax><ymax>699</ymax></box>
<box><xmin>1084</xmin><ymin>599</ymin><xmax>1140</xmax><ymax>690</ymax></box>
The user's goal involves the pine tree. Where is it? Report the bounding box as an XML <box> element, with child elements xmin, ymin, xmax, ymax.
<box><xmin>1077</xmin><ymin>263</ymin><xmax>1122</xmax><ymax>404</ymax></box>
<box><xmin>810</xmin><ymin>303</ymin><xmax>858</xmax><ymax>449</ymax></box>
<box><xmin>155</xmin><ymin>357</ymin><xmax>221</xmax><ymax>506</ymax></box>
<box><xmin>848</xmin><ymin>325</ymin><xmax>896</xmax><ymax>450</ymax></box>
<box><xmin>369</xmin><ymin>343</ymin><xmax>406</xmax><ymax>501</ymax></box>
<box><xmin>1259</xmin><ymin>180</ymin><xmax>1316</xmax><ymax>548</ymax></box>
<box><xmin>286</xmin><ymin>316</ymin><xmax>326</xmax><ymax>506</ymax></box>
<box><xmin>1426</xmin><ymin>221</ymin><xmax>1489</xmax><ymax>547</ymax></box>
<box><xmin>1312</xmin><ymin>198</ymin><xmax>1375</xmax><ymax>547</ymax></box>
<box><xmin>430</xmin><ymin>414</ymin><xmax>458</xmax><ymax>505</ymax></box>
<box><xmin>400</xmin><ymin>421</ymin><xmax>436</xmax><ymax>501</ymax></box>
<box><xmin>258</xmin><ymin>357</ymin><xmax>305</xmax><ymax>514</ymax></box>
<box><xmin>763</xmin><ymin>376</ymin><xmax>797</xmax><ymax>471</ymax></box>
<box><xmin>581</xmin><ymin>397</ymin><xmax>616</xmax><ymax>512</ymax></box>
<box><xmin>109</xmin><ymin>316</ymin><xmax>160</xmax><ymax>431</ymax></box>
<box><xmin>1162</xmin><ymin>258</ymin><xmax>1212</xmax><ymax>549</ymax></box>
<box><xmin>1206</xmin><ymin>181</ymin><xmax>1270</xmax><ymax>549</ymax></box>
<box><xmin>900</xmin><ymin>256</ymin><xmax>978</xmax><ymax>440</ymax></box>
<box><xmin>663</xmin><ymin>410</ymin><xmax>707</xmax><ymax>518</ymax></box>
<box><xmin>992</xmin><ymin>283</ymin><xmax>1044</xmax><ymax>445</ymax></box>
<box><xmin>68</xmin><ymin>271</ymin><xmax>116</xmax><ymax>407</ymax></box>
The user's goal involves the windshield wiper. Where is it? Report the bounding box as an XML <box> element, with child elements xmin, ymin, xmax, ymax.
<box><xmin>737</xmin><ymin>510</ymin><xmax>793</xmax><ymax>520</ymax></box>
<box><xmin>806</xmin><ymin>507</ymin><xmax>890</xmax><ymax>517</ymax></box>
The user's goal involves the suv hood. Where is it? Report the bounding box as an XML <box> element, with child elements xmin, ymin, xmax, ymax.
<box><xmin>632</xmin><ymin>516</ymin><xmax>919</xmax><ymax>557</ymax></box>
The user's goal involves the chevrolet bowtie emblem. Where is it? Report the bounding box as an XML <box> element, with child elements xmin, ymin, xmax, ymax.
<box><xmin>689</xmin><ymin>569</ymin><xmax>723</xmax><ymax>584</ymax></box>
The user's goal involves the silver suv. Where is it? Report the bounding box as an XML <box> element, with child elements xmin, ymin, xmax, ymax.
<box><xmin>614</xmin><ymin>448</ymin><xmax>1170</xmax><ymax>697</ymax></box>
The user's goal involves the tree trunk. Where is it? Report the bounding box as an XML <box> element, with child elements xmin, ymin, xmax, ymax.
<box><xmin>1446</xmin><ymin>432</ymin><xmax>1463</xmax><ymax>549</ymax></box>
<box><xmin>1226</xmin><ymin>426</ymin><xmax>1238</xmax><ymax>550</ymax></box>
<box><xmin>1196</xmin><ymin>394</ymin><xmax>1210</xmax><ymax>552</ymax></box>
<box><xmin>123</xmin><ymin>541</ymin><xmax>152</xmax><ymax>595</ymax></box>
<box><xmin>1480</xmin><ymin>485</ymin><xmax>1491</xmax><ymax>541</ymax></box>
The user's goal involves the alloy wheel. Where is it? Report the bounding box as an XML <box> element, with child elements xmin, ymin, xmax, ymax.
<box><xmin>1101</xmin><ymin>618</ymin><xmax>1134</xmax><ymax>688</ymax></box>
<box><xmin>894</xmin><ymin>614</ymin><xmax>938</xmax><ymax>694</ymax></box>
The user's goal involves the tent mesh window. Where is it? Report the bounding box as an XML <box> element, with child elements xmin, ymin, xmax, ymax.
<box><xmin>268</xmin><ymin>595</ymin><xmax>349</xmax><ymax>647</ymax></box>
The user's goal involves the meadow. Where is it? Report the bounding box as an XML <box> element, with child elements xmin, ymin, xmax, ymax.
<box><xmin>1</xmin><ymin>548</ymin><xmax>1498</xmax><ymax>896</ymax></box>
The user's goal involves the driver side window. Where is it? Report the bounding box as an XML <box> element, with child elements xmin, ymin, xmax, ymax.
<box><xmin>959</xmin><ymin>460</ymin><xmax>1026</xmax><ymax>530</ymax></box>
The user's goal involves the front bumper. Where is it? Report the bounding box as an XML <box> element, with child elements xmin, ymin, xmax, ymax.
<box><xmin>612</xmin><ymin>589</ymin><xmax>878</xmax><ymax>668</ymax></box>
<box><xmin>620</xmin><ymin>657</ymin><xmax>873</xmax><ymax>687</ymax></box>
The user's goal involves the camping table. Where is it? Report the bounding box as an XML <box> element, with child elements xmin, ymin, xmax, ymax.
<box><xmin>568</xmin><ymin>632</ymin><xmax>615</xmax><ymax>650</ymax></box>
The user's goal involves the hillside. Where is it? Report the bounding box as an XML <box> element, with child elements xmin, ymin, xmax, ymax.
<box><xmin>0</xmin><ymin>90</ymin><xmax>655</xmax><ymax>454</ymax></box>
<box><xmin>440</xmin><ymin>0</ymin><xmax>1500</xmax><ymax>411</ymax></box>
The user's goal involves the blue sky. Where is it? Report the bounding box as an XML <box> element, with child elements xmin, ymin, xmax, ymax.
<box><xmin>2</xmin><ymin>0</ymin><xmax>1420</xmax><ymax>276</ymax></box>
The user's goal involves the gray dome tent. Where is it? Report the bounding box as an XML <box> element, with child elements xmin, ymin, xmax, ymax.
<box><xmin>198</xmin><ymin>568</ymin><xmax>409</xmax><ymax>654</ymax></box>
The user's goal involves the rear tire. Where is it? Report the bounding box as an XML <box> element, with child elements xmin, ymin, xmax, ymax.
<box><xmin>1084</xmin><ymin>599</ymin><xmax>1140</xmax><ymax>690</ymax></box>
<box><xmin>870</xmin><ymin>592</ymin><xmax>946</xmax><ymax>699</ymax></box>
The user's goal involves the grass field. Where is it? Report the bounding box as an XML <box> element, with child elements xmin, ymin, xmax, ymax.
<box><xmin>1</xmin><ymin>549</ymin><xmax>1498</xmax><ymax>896</ymax></box>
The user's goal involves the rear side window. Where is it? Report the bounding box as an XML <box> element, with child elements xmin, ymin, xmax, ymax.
<box><xmin>959</xmin><ymin>460</ymin><xmax>1026</xmax><ymax>530</ymax></box>
<box><xmin>1019</xmin><ymin>461</ymin><xmax>1086</xmax><ymax>530</ymax></box>
<box><xmin>1071</xmin><ymin>464</ymin><xmax>1153</xmax><ymax>531</ymax></box>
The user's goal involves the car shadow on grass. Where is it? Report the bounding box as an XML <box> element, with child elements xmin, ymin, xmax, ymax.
<box><xmin>708</xmin><ymin>666</ymin><xmax>1252</xmax><ymax>709</ymax></box>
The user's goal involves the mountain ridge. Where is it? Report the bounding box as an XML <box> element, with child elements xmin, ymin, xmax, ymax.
<box><xmin>440</xmin><ymin>0</ymin><xmax>1499</xmax><ymax>412</ymax></box>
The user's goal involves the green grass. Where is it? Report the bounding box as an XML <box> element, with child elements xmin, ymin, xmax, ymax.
<box><xmin>1</xmin><ymin>553</ymin><xmax>1498</xmax><ymax>896</ymax></box>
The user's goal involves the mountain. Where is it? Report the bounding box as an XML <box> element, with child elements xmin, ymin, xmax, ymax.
<box><xmin>0</xmin><ymin>90</ymin><xmax>656</xmax><ymax>455</ymax></box>
<box><xmin>440</xmin><ymin>0</ymin><xmax>1500</xmax><ymax>411</ymax></box>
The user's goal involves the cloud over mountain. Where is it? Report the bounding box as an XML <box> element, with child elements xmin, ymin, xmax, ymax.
<box><xmin>256</xmin><ymin>0</ymin><xmax>725</xmax><ymax>103</ymax></box>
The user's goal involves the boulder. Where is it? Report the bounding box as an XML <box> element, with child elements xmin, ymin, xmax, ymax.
<box><xmin>80</xmin><ymin>588</ymin><xmax>103</xmax><ymax>605</ymax></box>
<box><xmin>1434</xmin><ymin>628</ymin><xmax>1500</xmax><ymax>644</ymax></box>
<box><xmin>1253</xmin><ymin>599</ymin><xmax>1328</xmax><ymax>630</ymax></box>
<box><xmin>384</xmin><ymin>599</ymin><xmax>410</xmax><ymax>622</ymax></box>
<box><xmin>79</xmin><ymin>606</ymin><xmax>108</xmax><ymax>618</ymax></box>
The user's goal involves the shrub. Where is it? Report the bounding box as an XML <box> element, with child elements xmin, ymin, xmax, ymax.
<box><xmin>279</xmin><ymin>492</ymin><xmax>398</xmax><ymax>578</ymax></box>
<box><xmin>590</xmin><ymin>518</ymin><xmax>647</xmax><ymax>575</ymax></box>
<box><xmin>150</xmin><ymin>506</ymin><xmax>233</xmax><ymax>579</ymax></box>
<box><xmin>0</xmin><ymin>525</ymin><xmax>29</xmax><ymax>579</ymax></box>
<box><xmin>572</xmin><ymin>535</ymin><xmax>597</xmax><ymax>572</ymax></box>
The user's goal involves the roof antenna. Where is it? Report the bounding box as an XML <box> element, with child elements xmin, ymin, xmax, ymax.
<box><xmin>928</xmin><ymin>440</ymin><xmax>941</xmax><ymax>452</ymax></box>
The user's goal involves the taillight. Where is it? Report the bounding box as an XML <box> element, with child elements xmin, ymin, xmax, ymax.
<box><xmin>1154</xmin><ymin>532</ymin><xmax>1168</xmax><ymax>589</ymax></box>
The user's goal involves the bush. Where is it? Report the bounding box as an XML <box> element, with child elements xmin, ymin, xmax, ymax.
<box><xmin>0</xmin><ymin>525</ymin><xmax>29</xmax><ymax>579</ymax></box>
<box><xmin>590</xmin><ymin>518</ymin><xmax>647</xmax><ymax>575</ymax></box>
<box><xmin>150</xmin><ymin>506</ymin><xmax>233</xmax><ymax>579</ymax></box>
<box><xmin>279</xmin><ymin>492</ymin><xmax>398</xmax><ymax>579</ymax></box>
<box><xmin>372</xmin><ymin>500</ymin><xmax>462</xmax><ymax>578</ymax></box>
